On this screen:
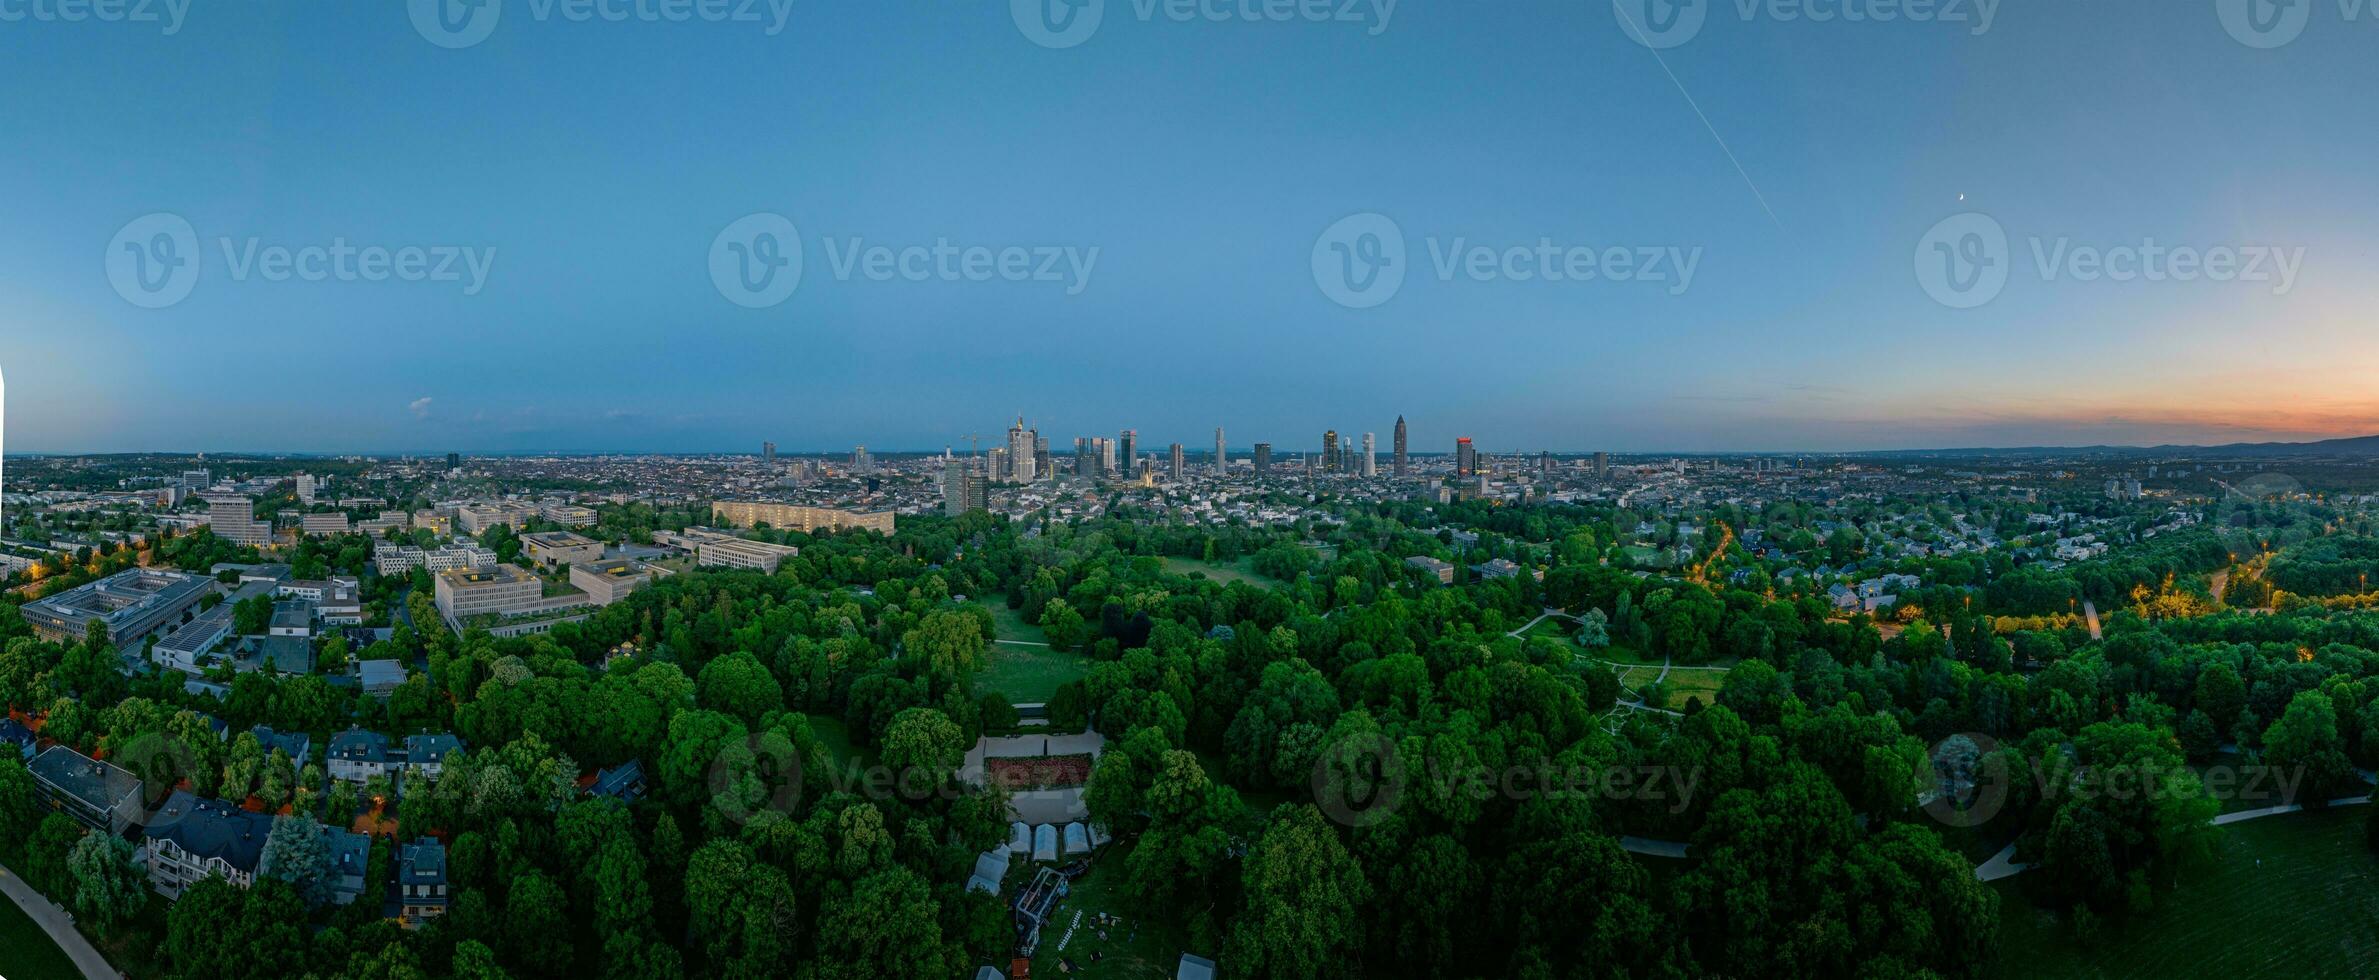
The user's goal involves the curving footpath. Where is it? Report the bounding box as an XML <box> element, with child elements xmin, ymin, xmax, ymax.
<box><xmin>1973</xmin><ymin>794</ymin><xmax>2375</xmax><ymax>882</ymax></box>
<box><xmin>0</xmin><ymin>860</ymin><xmax>117</xmax><ymax>980</ymax></box>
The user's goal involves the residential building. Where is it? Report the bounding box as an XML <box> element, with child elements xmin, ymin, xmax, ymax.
<box><xmin>568</xmin><ymin>559</ymin><xmax>661</xmax><ymax>606</ymax></box>
<box><xmin>326</xmin><ymin>728</ymin><xmax>394</xmax><ymax>783</ymax></box>
<box><xmin>1405</xmin><ymin>555</ymin><xmax>1456</xmax><ymax>585</ymax></box>
<box><xmin>0</xmin><ymin>718</ymin><xmax>35</xmax><ymax>762</ymax></box>
<box><xmin>200</xmin><ymin>494</ymin><xmax>271</xmax><ymax>547</ymax></box>
<box><xmin>143</xmin><ymin>792</ymin><xmax>274</xmax><ymax>899</ymax></box>
<box><xmin>943</xmin><ymin>461</ymin><xmax>988</xmax><ymax>516</ymax></box>
<box><xmin>249</xmin><ymin>726</ymin><xmax>311</xmax><ymax>767</ymax></box>
<box><xmin>521</xmin><ymin>530</ymin><xmax>605</xmax><ymax>569</ymax></box>
<box><xmin>710</xmin><ymin>501</ymin><xmax>895</xmax><ymax>535</ymax></box>
<box><xmin>22</xmin><ymin>567</ymin><xmax>213</xmax><ymax>645</ymax></box>
<box><xmin>398</xmin><ymin>838</ymin><xmax>450</xmax><ymax>927</ymax></box>
<box><xmin>29</xmin><ymin>746</ymin><xmax>144</xmax><ymax>835</ymax></box>
<box><xmin>589</xmin><ymin>760</ymin><xmax>647</xmax><ymax>802</ymax></box>
<box><xmin>323</xmin><ymin>826</ymin><xmax>371</xmax><ymax>906</ymax></box>
<box><xmin>1253</xmin><ymin>443</ymin><xmax>1273</xmax><ymax>476</ymax></box>
<box><xmin>403</xmin><ymin>733</ymin><xmax>463</xmax><ymax>780</ymax></box>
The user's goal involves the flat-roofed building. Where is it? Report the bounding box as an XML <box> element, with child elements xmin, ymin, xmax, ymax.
<box><xmin>199</xmin><ymin>494</ymin><xmax>271</xmax><ymax>547</ymax></box>
<box><xmin>457</xmin><ymin>502</ymin><xmax>532</xmax><ymax>535</ymax></box>
<box><xmin>22</xmin><ymin>567</ymin><xmax>213</xmax><ymax>645</ymax></box>
<box><xmin>410</xmin><ymin>510</ymin><xmax>453</xmax><ymax>537</ymax></box>
<box><xmin>538</xmin><ymin>502</ymin><xmax>598</xmax><ymax>527</ymax></box>
<box><xmin>29</xmin><ymin>745</ymin><xmax>144</xmax><ymax>835</ymax></box>
<box><xmin>299</xmin><ymin>512</ymin><xmax>351</xmax><ymax>536</ymax></box>
<box><xmin>1404</xmin><ymin>555</ymin><xmax>1456</xmax><ymax>585</ymax></box>
<box><xmin>569</xmin><ymin>559</ymin><xmax>662</xmax><ymax>606</ymax></box>
<box><xmin>521</xmin><ymin>530</ymin><xmax>604</xmax><ymax>569</ymax></box>
<box><xmin>711</xmin><ymin>501</ymin><xmax>895</xmax><ymax>535</ymax></box>
<box><xmin>658</xmin><ymin>528</ymin><xmax>801</xmax><ymax>573</ymax></box>
<box><xmin>433</xmin><ymin>564</ymin><xmax>545</xmax><ymax>622</ymax></box>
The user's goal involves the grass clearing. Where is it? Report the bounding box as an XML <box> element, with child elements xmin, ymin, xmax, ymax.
<box><xmin>0</xmin><ymin>885</ymin><xmax>83</xmax><ymax>980</ymax></box>
<box><xmin>987</xmin><ymin>602</ymin><xmax>1048</xmax><ymax>645</ymax></box>
<box><xmin>980</xmin><ymin>644</ymin><xmax>1091</xmax><ymax>703</ymax></box>
<box><xmin>1521</xmin><ymin>615</ymin><xmax>1578</xmax><ymax>643</ymax></box>
<box><xmin>1990</xmin><ymin>805</ymin><xmax>2379</xmax><ymax>980</ymax></box>
<box><xmin>1162</xmin><ymin>556</ymin><xmax>1281</xmax><ymax>590</ymax></box>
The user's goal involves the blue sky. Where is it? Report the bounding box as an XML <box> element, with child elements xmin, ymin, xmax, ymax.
<box><xmin>3</xmin><ymin>0</ymin><xmax>2375</xmax><ymax>455</ymax></box>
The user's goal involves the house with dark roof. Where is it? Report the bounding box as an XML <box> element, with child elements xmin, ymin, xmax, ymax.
<box><xmin>143</xmin><ymin>791</ymin><xmax>276</xmax><ymax>899</ymax></box>
<box><xmin>323</xmin><ymin>826</ymin><xmax>372</xmax><ymax>906</ymax></box>
<box><xmin>28</xmin><ymin>745</ymin><xmax>144</xmax><ymax>835</ymax></box>
<box><xmin>397</xmin><ymin>838</ymin><xmax>449</xmax><ymax>927</ymax></box>
<box><xmin>402</xmin><ymin>733</ymin><xmax>463</xmax><ymax>780</ymax></box>
<box><xmin>0</xmin><ymin>718</ymin><xmax>35</xmax><ymax>762</ymax></box>
<box><xmin>249</xmin><ymin>726</ymin><xmax>311</xmax><ymax>768</ymax></box>
<box><xmin>327</xmin><ymin>728</ymin><xmax>394</xmax><ymax>783</ymax></box>
<box><xmin>589</xmin><ymin>759</ymin><xmax>646</xmax><ymax>802</ymax></box>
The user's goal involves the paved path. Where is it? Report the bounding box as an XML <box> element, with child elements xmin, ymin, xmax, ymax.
<box><xmin>993</xmin><ymin>639</ymin><xmax>1051</xmax><ymax>648</ymax></box>
<box><xmin>0</xmin><ymin>860</ymin><xmax>116</xmax><ymax>980</ymax></box>
<box><xmin>2082</xmin><ymin>600</ymin><xmax>2102</xmax><ymax>640</ymax></box>
<box><xmin>1505</xmin><ymin>607</ymin><xmax>1569</xmax><ymax>638</ymax></box>
<box><xmin>1618</xmin><ymin>836</ymin><xmax>1689</xmax><ymax>859</ymax></box>
<box><xmin>1973</xmin><ymin>795</ymin><xmax>2375</xmax><ymax>881</ymax></box>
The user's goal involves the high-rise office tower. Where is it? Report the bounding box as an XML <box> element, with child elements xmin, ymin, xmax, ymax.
<box><xmin>1540</xmin><ymin>451</ymin><xmax>1554</xmax><ymax>476</ymax></box>
<box><xmin>1362</xmin><ymin>433</ymin><xmax>1377</xmax><ymax>476</ymax></box>
<box><xmin>1456</xmin><ymin>437</ymin><xmax>1476</xmax><ymax>477</ymax></box>
<box><xmin>446</xmin><ymin>453</ymin><xmax>461</xmax><ymax>472</ymax></box>
<box><xmin>1593</xmin><ymin>452</ymin><xmax>1610</xmax><ymax>478</ymax></box>
<box><xmin>1392</xmin><ymin>416</ymin><xmax>1408</xmax><ymax>476</ymax></box>
<box><xmin>852</xmin><ymin>446</ymin><xmax>873</xmax><ymax>474</ymax></box>
<box><xmin>763</xmin><ymin>441</ymin><xmax>777</xmax><ymax>464</ymax></box>
<box><xmin>1034</xmin><ymin>436</ymin><xmax>1051</xmax><ymax>480</ymax></box>
<box><xmin>1253</xmin><ymin>443</ymin><xmax>1273</xmax><ymax>476</ymax></box>
<box><xmin>294</xmin><ymin>473</ymin><xmax>318</xmax><ymax>503</ymax></box>
<box><xmin>1075</xmin><ymin>438</ymin><xmax>1096</xmax><ymax>478</ymax></box>
<box><xmin>1099</xmin><ymin>437</ymin><xmax>1117</xmax><ymax>474</ymax></box>
<box><xmin>1322</xmin><ymin>431</ymin><xmax>1339</xmax><ymax>472</ymax></box>
<box><xmin>1119</xmin><ymin>430</ymin><xmax>1136</xmax><ymax>471</ymax></box>
<box><xmin>1168</xmin><ymin>443</ymin><xmax>1184</xmax><ymax>481</ymax></box>
<box><xmin>1214</xmin><ymin>427</ymin><xmax>1226</xmax><ymax>474</ymax></box>
<box><xmin>1006</xmin><ymin>418</ymin><xmax>1038</xmax><ymax>483</ymax></box>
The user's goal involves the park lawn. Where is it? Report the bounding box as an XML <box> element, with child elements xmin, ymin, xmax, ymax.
<box><xmin>0</xmin><ymin>886</ymin><xmax>83</xmax><ymax>980</ymax></box>
<box><xmin>1657</xmin><ymin>669</ymin><xmax>1728</xmax><ymax>711</ymax></box>
<box><xmin>987</xmin><ymin>602</ymin><xmax>1048</xmax><ymax>645</ymax></box>
<box><xmin>1521</xmin><ymin>615</ymin><xmax>1578</xmax><ymax>643</ymax></box>
<box><xmin>1990</xmin><ymin>806</ymin><xmax>2379</xmax><ymax>980</ymax></box>
<box><xmin>1027</xmin><ymin>843</ymin><xmax>1199</xmax><ymax>979</ymax></box>
<box><xmin>1161</xmin><ymin>556</ymin><xmax>1281</xmax><ymax>590</ymax></box>
<box><xmin>980</xmin><ymin>644</ymin><xmax>1090</xmax><ymax>704</ymax></box>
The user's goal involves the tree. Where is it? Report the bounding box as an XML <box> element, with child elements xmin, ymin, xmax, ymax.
<box><xmin>260</xmin><ymin>814</ymin><xmax>334</xmax><ymax>906</ymax></box>
<box><xmin>879</xmin><ymin>707</ymin><xmax>966</xmax><ymax>791</ymax></box>
<box><xmin>696</xmin><ymin>650</ymin><xmax>784</xmax><ymax>724</ymax></box>
<box><xmin>812</xmin><ymin>867</ymin><xmax>953</xmax><ymax>980</ymax></box>
<box><xmin>1040</xmin><ymin>599</ymin><xmax>1088</xmax><ymax>652</ymax></box>
<box><xmin>2194</xmin><ymin>661</ymin><xmax>2247</xmax><ymax>729</ymax></box>
<box><xmin>21</xmin><ymin>812</ymin><xmax>84</xmax><ymax>897</ymax></box>
<box><xmin>67</xmin><ymin>833</ymin><xmax>148</xmax><ymax>936</ymax></box>
<box><xmin>1227</xmin><ymin>804</ymin><xmax>1370</xmax><ymax>980</ymax></box>
<box><xmin>0</xmin><ymin>756</ymin><xmax>38</xmax><ymax>847</ymax></box>
<box><xmin>684</xmin><ymin>839</ymin><xmax>795</xmax><ymax>979</ymax></box>
<box><xmin>2263</xmin><ymin>690</ymin><xmax>2359</xmax><ymax>803</ymax></box>
<box><xmin>233</xmin><ymin>593</ymin><xmax>275</xmax><ymax>636</ymax></box>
